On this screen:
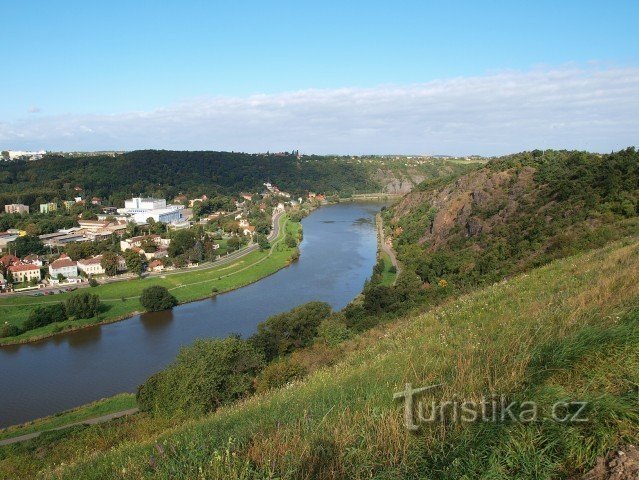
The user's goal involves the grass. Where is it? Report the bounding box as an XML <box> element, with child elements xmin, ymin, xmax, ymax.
<box><xmin>9</xmin><ymin>236</ymin><xmax>637</xmax><ymax>479</ymax></box>
<box><xmin>0</xmin><ymin>216</ymin><xmax>299</xmax><ymax>345</ymax></box>
<box><xmin>378</xmin><ymin>252</ymin><xmax>397</xmax><ymax>286</ymax></box>
<box><xmin>0</xmin><ymin>394</ymin><xmax>137</xmax><ymax>441</ymax></box>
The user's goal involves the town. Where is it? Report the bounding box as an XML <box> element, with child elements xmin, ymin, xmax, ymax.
<box><xmin>0</xmin><ymin>183</ymin><xmax>323</xmax><ymax>295</ymax></box>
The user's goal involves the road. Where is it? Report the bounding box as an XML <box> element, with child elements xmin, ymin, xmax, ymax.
<box><xmin>1</xmin><ymin>211</ymin><xmax>285</xmax><ymax>299</ymax></box>
<box><xmin>0</xmin><ymin>408</ymin><xmax>139</xmax><ymax>446</ymax></box>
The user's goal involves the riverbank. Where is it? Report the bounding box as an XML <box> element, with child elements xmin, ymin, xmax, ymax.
<box><xmin>0</xmin><ymin>215</ymin><xmax>299</xmax><ymax>346</ymax></box>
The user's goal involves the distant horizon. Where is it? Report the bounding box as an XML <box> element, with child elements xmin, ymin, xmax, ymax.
<box><xmin>2</xmin><ymin>1</ymin><xmax>638</xmax><ymax>155</ymax></box>
<box><xmin>2</xmin><ymin>144</ymin><xmax>635</xmax><ymax>159</ymax></box>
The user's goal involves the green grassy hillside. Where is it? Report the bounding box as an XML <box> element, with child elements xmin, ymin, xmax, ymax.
<box><xmin>14</xmin><ymin>236</ymin><xmax>637</xmax><ymax>479</ymax></box>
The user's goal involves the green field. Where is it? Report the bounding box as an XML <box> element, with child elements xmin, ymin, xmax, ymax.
<box><xmin>378</xmin><ymin>252</ymin><xmax>397</xmax><ymax>286</ymax></box>
<box><xmin>0</xmin><ymin>394</ymin><xmax>136</xmax><ymax>442</ymax></box>
<box><xmin>0</xmin><ymin>216</ymin><xmax>300</xmax><ymax>345</ymax></box>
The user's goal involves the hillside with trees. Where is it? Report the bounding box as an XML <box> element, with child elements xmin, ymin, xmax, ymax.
<box><xmin>0</xmin><ymin>151</ymin><xmax>479</xmax><ymax>210</ymax></box>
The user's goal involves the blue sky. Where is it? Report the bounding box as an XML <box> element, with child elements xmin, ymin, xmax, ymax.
<box><xmin>1</xmin><ymin>1</ymin><xmax>638</xmax><ymax>154</ymax></box>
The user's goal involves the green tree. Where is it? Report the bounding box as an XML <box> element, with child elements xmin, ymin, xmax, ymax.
<box><xmin>168</xmin><ymin>230</ymin><xmax>196</xmax><ymax>257</ymax></box>
<box><xmin>100</xmin><ymin>251</ymin><xmax>119</xmax><ymax>276</ymax></box>
<box><xmin>10</xmin><ymin>235</ymin><xmax>46</xmax><ymax>257</ymax></box>
<box><xmin>285</xmin><ymin>233</ymin><xmax>297</xmax><ymax>248</ymax></box>
<box><xmin>140</xmin><ymin>286</ymin><xmax>178</xmax><ymax>312</ymax></box>
<box><xmin>249</xmin><ymin>301</ymin><xmax>332</xmax><ymax>361</ymax></box>
<box><xmin>123</xmin><ymin>250</ymin><xmax>144</xmax><ymax>276</ymax></box>
<box><xmin>136</xmin><ymin>336</ymin><xmax>264</xmax><ymax>416</ymax></box>
<box><xmin>65</xmin><ymin>292</ymin><xmax>101</xmax><ymax>319</ymax></box>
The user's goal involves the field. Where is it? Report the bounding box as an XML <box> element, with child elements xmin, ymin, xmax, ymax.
<box><xmin>3</xmin><ymin>235</ymin><xmax>637</xmax><ymax>478</ymax></box>
<box><xmin>378</xmin><ymin>251</ymin><xmax>397</xmax><ymax>286</ymax></box>
<box><xmin>0</xmin><ymin>216</ymin><xmax>300</xmax><ymax>345</ymax></box>
<box><xmin>0</xmin><ymin>394</ymin><xmax>136</xmax><ymax>442</ymax></box>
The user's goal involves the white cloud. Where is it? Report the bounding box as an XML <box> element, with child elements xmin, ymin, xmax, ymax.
<box><xmin>2</xmin><ymin>65</ymin><xmax>638</xmax><ymax>155</ymax></box>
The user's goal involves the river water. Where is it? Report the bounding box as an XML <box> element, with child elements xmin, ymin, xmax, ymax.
<box><xmin>0</xmin><ymin>202</ymin><xmax>384</xmax><ymax>428</ymax></box>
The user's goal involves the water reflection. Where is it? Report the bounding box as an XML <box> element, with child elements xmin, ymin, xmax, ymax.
<box><xmin>0</xmin><ymin>202</ymin><xmax>385</xmax><ymax>427</ymax></box>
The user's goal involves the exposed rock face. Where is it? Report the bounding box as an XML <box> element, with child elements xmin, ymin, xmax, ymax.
<box><xmin>391</xmin><ymin>166</ymin><xmax>537</xmax><ymax>250</ymax></box>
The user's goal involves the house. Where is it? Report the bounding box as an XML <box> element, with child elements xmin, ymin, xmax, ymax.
<box><xmin>238</xmin><ymin>219</ymin><xmax>250</xmax><ymax>228</ymax></box>
<box><xmin>0</xmin><ymin>254</ymin><xmax>20</xmax><ymax>267</ymax></box>
<box><xmin>8</xmin><ymin>263</ymin><xmax>41</xmax><ymax>283</ymax></box>
<box><xmin>77</xmin><ymin>220</ymin><xmax>110</xmax><ymax>232</ymax></box>
<box><xmin>91</xmin><ymin>197</ymin><xmax>102</xmax><ymax>205</ymax></box>
<box><xmin>147</xmin><ymin>259</ymin><xmax>165</xmax><ymax>273</ymax></box>
<box><xmin>189</xmin><ymin>195</ymin><xmax>208</xmax><ymax>207</ymax></box>
<box><xmin>49</xmin><ymin>255</ymin><xmax>78</xmax><ymax>279</ymax></box>
<box><xmin>23</xmin><ymin>254</ymin><xmax>43</xmax><ymax>267</ymax></box>
<box><xmin>77</xmin><ymin>255</ymin><xmax>127</xmax><ymax>276</ymax></box>
<box><xmin>4</xmin><ymin>204</ymin><xmax>29</xmax><ymax>214</ymax></box>
<box><xmin>242</xmin><ymin>226</ymin><xmax>256</xmax><ymax>236</ymax></box>
<box><xmin>120</xmin><ymin>234</ymin><xmax>170</xmax><ymax>251</ymax></box>
<box><xmin>39</xmin><ymin>202</ymin><xmax>58</xmax><ymax>214</ymax></box>
<box><xmin>62</xmin><ymin>200</ymin><xmax>76</xmax><ymax>210</ymax></box>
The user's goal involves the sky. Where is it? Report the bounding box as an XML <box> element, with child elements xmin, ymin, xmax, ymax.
<box><xmin>1</xmin><ymin>0</ymin><xmax>638</xmax><ymax>155</ymax></box>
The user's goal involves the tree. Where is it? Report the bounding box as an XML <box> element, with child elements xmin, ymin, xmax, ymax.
<box><xmin>24</xmin><ymin>303</ymin><xmax>67</xmax><ymax>330</ymax></box>
<box><xmin>123</xmin><ymin>250</ymin><xmax>144</xmax><ymax>276</ymax></box>
<box><xmin>168</xmin><ymin>230</ymin><xmax>196</xmax><ymax>257</ymax></box>
<box><xmin>65</xmin><ymin>292</ymin><xmax>101</xmax><ymax>319</ymax></box>
<box><xmin>10</xmin><ymin>235</ymin><xmax>45</xmax><ymax>257</ymax></box>
<box><xmin>140</xmin><ymin>286</ymin><xmax>178</xmax><ymax>312</ymax></box>
<box><xmin>100</xmin><ymin>251</ymin><xmax>119</xmax><ymax>276</ymax></box>
<box><xmin>249</xmin><ymin>301</ymin><xmax>332</xmax><ymax>361</ymax></box>
<box><xmin>136</xmin><ymin>336</ymin><xmax>264</xmax><ymax>417</ymax></box>
<box><xmin>257</xmin><ymin>234</ymin><xmax>270</xmax><ymax>251</ymax></box>
<box><xmin>285</xmin><ymin>233</ymin><xmax>297</xmax><ymax>248</ymax></box>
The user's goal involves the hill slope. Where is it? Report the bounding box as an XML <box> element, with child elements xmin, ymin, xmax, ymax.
<box><xmin>36</xmin><ymin>237</ymin><xmax>639</xmax><ymax>479</ymax></box>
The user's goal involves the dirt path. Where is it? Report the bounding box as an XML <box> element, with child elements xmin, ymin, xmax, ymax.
<box><xmin>0</xmin><ymin>408</ymin><xmax>139</xmax><ymax>447</ymax></box>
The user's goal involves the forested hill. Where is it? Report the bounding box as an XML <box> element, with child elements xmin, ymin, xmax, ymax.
<box><xmin>0</xmin><ymin>150</ymin><xmax>479</xmax><ymax>208</ymax></box>
<box><xmin>385</xmin><ymin>147</ymin><xmax>639</xmax><ymax>293</ymax></box>
<box><xmin>0</xmin><ymin>151</ymin><xmax>371</xmax><ymax>207</ymax></box>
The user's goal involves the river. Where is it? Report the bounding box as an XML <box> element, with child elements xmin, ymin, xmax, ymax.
<box><xmin>0</xmin><ymin>202</ymin><xmax>385</xmax><ymax>428</ymax></box>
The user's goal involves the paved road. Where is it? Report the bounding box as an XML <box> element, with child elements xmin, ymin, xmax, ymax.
<box><xmin>1</xmin><ymin>211</ymin><xmax>285</xmax><ymax>300</ymax></box>
<box><xmin>0</xmin><ymin>408</ymin><xmax>139</xmax><ymax>446</ymax></box>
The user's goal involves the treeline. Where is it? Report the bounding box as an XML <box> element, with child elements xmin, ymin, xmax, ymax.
<box><xmin>0</xmin><ymin>150</ymin><xmax>379</xmax><ymax>209</ymax></box>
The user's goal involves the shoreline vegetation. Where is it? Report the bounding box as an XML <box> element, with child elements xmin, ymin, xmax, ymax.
<box><xmin>0</xmin><ymin>214</ymin><xmax>299</xmax><ymax>346</ymax></box>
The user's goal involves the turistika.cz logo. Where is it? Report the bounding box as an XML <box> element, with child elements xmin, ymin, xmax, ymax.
<box><xmin>393</xmin><ymin>383</ymin><xmax>588</xmax><ymax>431</ymax></box>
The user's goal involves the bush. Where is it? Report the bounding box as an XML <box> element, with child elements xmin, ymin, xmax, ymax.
<box><xmin>317</xmin><ymin>315</ymin><xmax>353</xmax><ymax>346</ymax></box>
<box><xmin>23</xmin><ymin>303</ymin><xmax>67</xmax><ymax>330</ymax></box>
<box><xmin>136</xmin><ymin>336</ymin><xmax>264</xmax><ymax>417</ymax></box>
<box><xmin>89</xmin><ymin>278</ymin><xmax>99</xmax><ymax>287</ymax></box>
<box><xmin>140</xmin><ymin>286</ymin><xmax>178</xmax><ymax>312</ymax></box>
<box><xmin>255</xmin><ymin>358</ymin><xmax>307</xmax><ymax>393</ymax></box>
<box><xmin>249</xmin><ymin>301</ymin><xmax>332</xmax><ymax>361</ymax></box>
<box><xmin>65</xmin><ymin>292</ymin><xmax>101</xmax><ymax>319</ymax></box>
<box><xmin>0</xmin><ymin>322</ymin><xmax>22</xmax><ymax>338</ymax></box>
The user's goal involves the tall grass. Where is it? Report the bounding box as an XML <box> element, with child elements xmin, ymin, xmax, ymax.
<box><xmin>13</xmin><ymin>238</ymin><xmax>639</xmax><ymax>479</ymax></box>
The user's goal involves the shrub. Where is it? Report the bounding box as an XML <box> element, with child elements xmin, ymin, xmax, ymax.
<box><xmin>23</xmin><ymin>303</ymin><xmax>67</xmax><ymax>330</ymax></box>
<box><xmin>249</xmin><ymin>301</ymin><xmax>332</xmax><ymax>362</ymax></box>
<box><xmin>317</xmin><ymin>315</ymin><xmax>353</xmax><ymax>346</ymax></box>
<box><xmin>65</xmin><ymin>292</ymin><xmax>101</xmax><ymax>319</ymax></box>
<box><xmin>89</xmin><ymin>278</ymin><xmax>99</xmax><ymax>287</ymax></box>
<box><xmin>0</xmin><ymin>322</ymin><xmax>22</xmax><ymax>338</ymax></box>
<box><xmin>140</xmin><ymin>286</ymin><xmax>178</xmax><ymax>312</ymax></box>
<box><xmin>136</xmin><ymin>336</ymin><xmax>264</xmax><ymax>417</ymax></box>
<box><xmin>255</xmin><ymin>358</ymin><xmax>307</xmax><ymax>393</ymax></box>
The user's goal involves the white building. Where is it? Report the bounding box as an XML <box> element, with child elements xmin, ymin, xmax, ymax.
<box><xmin>49</xmin><ymin>256</ymin><xmax>78</xmax><ymax>279</ymax></box>
<box><xmin>77</xmin><ymin>255</ymin><xmax>127</xmax><ymax>276</ymax></box>
<box><xmin>117</xmin><ymin>197</ymin><xmax>184</xmax><ymax>225</ymax></box>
